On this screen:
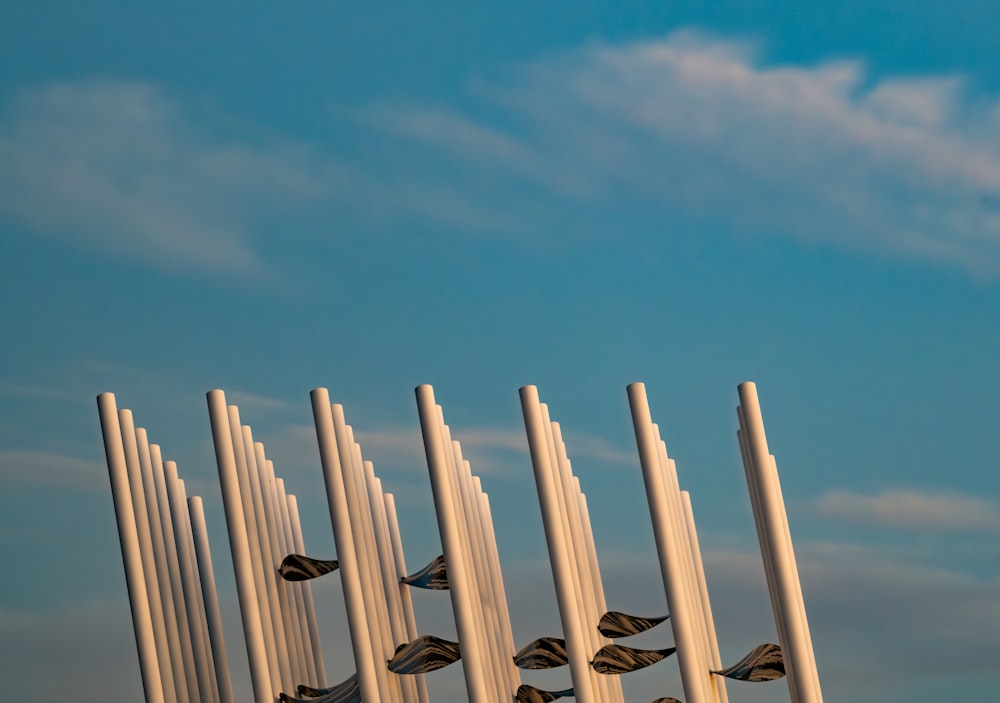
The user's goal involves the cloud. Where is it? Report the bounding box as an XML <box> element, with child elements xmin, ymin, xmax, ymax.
<box><xmin>0</xmin><ymin>80</ymin><xmax>330</xmax><ymax>276</ymax></box>
<box><xmin>368</xmin><ymin>31</ymin><xmax>1000</xmax><ymax>274</ymax></box>
<box><xmin>812</xmin><ymin>488</ymin><xmax>1000</xmax><ymax>532</ymax></box>
<box><xmin>9</xmin><ymin>33</ymin><xmax>1000</xmax><ymax>278</ymax></box>
<box><xmin>569</xmin><ymin>540</ymin><xmax>1000</xmax><ymax>703</ymax></box>
<box><xmin>0</xmin><ymin>449</ymin><xmax>108</xmax><ymax>492</ymax></box>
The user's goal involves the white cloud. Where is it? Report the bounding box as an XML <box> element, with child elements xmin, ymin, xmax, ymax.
<box><xmin>812</xmin><ymin>488</ymin><xmax>1000</xmax><ymax>532</ymax></box>
<box><xmin>10</xmin><ymin>34</ymin><xmax>999</xmax><ymax>277</ymax></box>
<box><xmin>568</xmin><ymin>540</ymin><xmax>1000</xmax><ymax>703</ymax></box>
<box><xmin>370</xmin><ymin>31</ymin><xmax>1000</xmax><ymax>275</ymax></box>
<box><xmin>0</xmin><ymin>449</ymin><xmax>108</xmax><ymax>491</ymax></box>
<box><xmin>0</xmin><ymin>80</ymin><xmax>330</xmax><ymax>275</ymax></box>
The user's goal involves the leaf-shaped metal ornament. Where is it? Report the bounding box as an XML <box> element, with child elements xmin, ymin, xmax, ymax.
<box><xmin>514</xmin><ymin>684</ymin><xmax>575</xmax><ymax>703</ymax></box>
<box><xmin>294</xmin><ymin>673</ymin><xmax>359</xmax><ymax>702</ymax></box>
<box><xmin>513</xmin><ymin>636</ymin><xmax>569</xmax><ymax>669</ymax></box>
<box><xmin>598</xmin><ymin>610</ymin><xmax>669</xmax><ymax>638</ymax></box>
<box><xmin>592</xmin><ymin>643</ymin><xmax>676</xmax><ymax>674</ymax></box>
<box><xmin>400</xmin><ymin>554</ymin><xmax>449</xmax><ymax>590</ymax></box>
<box><xmin>387</xmin><ymin>635</ymin><xmax>461</xmax><ymax>674</ymax></box>
<box><xmin>278</xmin><ymin>553</ymin><xmax>339</xmax><ymax>582</ymax></box>
<box><xmin>713</xmin><ymin>643</ymin><xmax>785</xmax><ymax>682</ymax></box>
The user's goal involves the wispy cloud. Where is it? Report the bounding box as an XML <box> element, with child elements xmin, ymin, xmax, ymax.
<box><xmin>0</xmin><ymin>449</ymin><xmax>108</xmax><ymax>492</ymax></box>
<box><xmin>11</xmin><ymin>34</ymin><xmax>999</xmax><ymax>278</ymax></box>
<box><xmin>0</xmin><ymin>80</ymin><xmax>330</xmax><ymax>276</ymax></box>
<box><xmin>368</xmin><ymin>31</ymin><xmax>1000</xmax><ymax>274</ymax></box>
<box><xmin>812</xmin><ymin>488</ymin><xmax>1000</xmax><ymax>532</ymax></box>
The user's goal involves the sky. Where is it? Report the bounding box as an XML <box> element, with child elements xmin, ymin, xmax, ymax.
<box><xmin>1</xmin><ymin>1</ymin><xmax>999</xmax><ymax>702</ymax></box>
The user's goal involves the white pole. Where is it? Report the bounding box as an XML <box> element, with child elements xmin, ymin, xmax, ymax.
<box><xmin>476</xmin><ymin>490</ymin><xmax>518</xmax><ymax>686</ymax></box>
<box><xmin>681</xmin><ymin>491</ymin><xmax>728</xmax><ymax>703</ymax></box>
<box><xmin>271</xmin><ymin>474</ymin><xmax>315</xmax><ymax>689</ymax></box>
<box><xmin>770</xmin><ymin>455</ymin><xmax>823</xmax><ymax>701</ymax></box>
<box><xmin>627</xmin><ymin>383</ymin><xmax>710</xmax><ymax>703</ymax></box>
<box><xmin>149</xmin><ymin>444</ymin><xmax>203</xmax><ymax>702</ymax></box>
<box><xmin>134</xmin><ymin>430</ymin><xmax>193</xmax><ymax>703</ymax></box>
<box><xmin>449</xmin><ymin>441</ymin><xmax>502</xmax><ymax>700</ymax></box>
<box><xmin>337</xmin><ymin>418</ymin><xmax>400</xmax><ymax>703</ymax></box>
<box><xmin>546</xmin><ymin>418</ymin><xmax>605</xmax><ymax>703</ymax></box>
<box><xmin>576</xmin><ymin>488</ymin><xmax>623</xmax><ymax>703</ymax></box>
<box><xmin>367</xmin><ymin>469</ymin><xmax>420</xmax><ymax>703</ymax></box>
<box><xmin>162</xmin><ymin>462</ymin><xmax>217</xmax><ymax>703</ymax></box>
<box><xmin>243</xmin><ymin>433</ymin><xmax>298</xmax><ymax>691</ymax></box>
<box><xmin>655</xmin><ymin>438</ymin><xmax>716</xmax><ymax>703</ymax></box>
<box><xmin>310</xmin><ymin>388</ymin><xmax>383</xmax><ymax>703</ymax></box>
<box><xmin>519</xmin><ymin>386</ymin><xmax>596</xmax><ymax>703</ymax></box>
<box><xmin>206</xmin><ymin>390</ymin><xmax>273</xmax><ymax>703</ymax></box>
<box><xmin>189</xmin><ymin>495</ymin><xmax>236</xmax><ymax>703</ymax></box>
<box><xmin>455</xmin><ymin>451</ymin><xmax>508</xmax><ymax>700</ymax></box>
<box><xmin>415</xmin><ymin>385</ymin><xmax>491</xmax><ymax>703</ymax></box>
<box><xmin>97</xmin><ymin>393</ymin><xmax>164</xmax><ymax>703</ymax></box>
<box><xmin>737</xmin><ymin>382</ymin><xmax>822</xmax><ymax>703</ymax></box>
<box><xmin>735</xmin><ymin>418</ymin><xmax>787</xmax><ymax>670</ymax></box>
<box><xmin>228</xmin><ymin>411</ymin><xmax>288</xmax><ymax>695</ymax></box>
<box><xmin>287</xmin><ymin>494</ymin><xmax>328</xmax><ymax>688</ymax></box>
<box><xmin>119</xmin><ymin>409</ymin><xmax>180</xmax><ymax>703</ymax></box>
<box><xmin>384</xmin><ymin>493</ymin><xmax>430</xmax><ymax>703</ymax></box>
<box><xmin>437</xmin><ymin>421</ymin><xmax>495</xmax><ymax>701</ymax></box>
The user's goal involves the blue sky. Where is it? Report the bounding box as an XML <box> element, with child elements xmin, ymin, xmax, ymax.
<box><xmin>2</xmin><ymin>2</ymin><xmax>999</xmax><ymax>702</ymax></box>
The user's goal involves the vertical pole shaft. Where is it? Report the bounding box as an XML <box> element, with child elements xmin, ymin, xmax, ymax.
<box><xmin>737</xmin><ymin>382</ymin><xmax>822</xmax><ymax>703</ymax></box>
<box><xmin>519</xmin><ymin>386</ymin><xmax>596</xmax><ymax>703</ymax></box>
<box><xmin>310</xmin><ymin>388</ymin><xmax>383</xmax><ymax>703</ymax></box>
<box><xmin>206</xmin><ymin>390</ymin><xmax>273</xmax><ymax>703</ymax></box>
<box><xmin>415</xmin><ymin>385</ymin><xmax>491</xmax><ymax>703</ymax></box>
<box><xmin>97</xmin><ymin>393</ymin><xmax>164</xmax><ymax>703</ymax></box>
<box><xmin>627</xmin><ymin>383</ymin><xmax>710</xmax><ymax>703</ymax></box>
<box><xmin>287</xmin><ymin>495</ymin><xmax>328</xmax><ymax>688</ymax></box>
<box><xmin>189</xmin><ymin>496</ymin><xmax>236</xmax><ymax>703</ymax></box>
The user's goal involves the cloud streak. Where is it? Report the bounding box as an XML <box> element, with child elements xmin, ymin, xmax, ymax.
<box><xmin>0</xmin><ymin>80</ymin><xmax>329</xmax><ymax>276</ymax></box>
<box><xmin>6</xmin><ymin>32</ymin><xmax>1000</xmax><ymax>278</ymax></box>
<box><xmin>812</xmin><ymin>488</ymin><xmax>1000</xmax><ymax>532</ymax></box>
<box><xmin>369</xmin><ymin>31</ymin><xmax>1000</xmax><ymax>274</ymax></box>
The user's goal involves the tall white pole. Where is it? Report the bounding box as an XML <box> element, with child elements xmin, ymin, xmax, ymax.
<box><xmin>735</xmin><ymin>418</ymin><xmax>787</xmax><ymax>668</ymax></box>
<box><xmin>161</xmin><ymin>463</ymin><xmax>214</xmax><ymax>703</ymax></box>
<box><xmin>228</xmin><ymin>409</ymin><xmax>287</xmax><ymax>695</ymax></box>
<box><xmin>367</xmin><ymin>468</ymin><xmax>420</xmax><ymax>703</ymax></box>
<box><xmin>384</xmin><ymin>493</ymin><xmax>430</xmax><ymax>703</ymax></box>
<box><xmin>206</xmin><ymin>390</ymin><xmax>274</xmax><ymax>703</ymax></box>
<box><xmin>287</xmin><ymin>494</ymin><xmax>328</xmax><ymax>688</ymax></box>
<box><xmin>519</xmin><ymin>386</ymin><xmax>596</xmax><ymax>703</ymax></box>
<box><xmin>119</xmin><ymin>409</ymin><xmax>180</xmax><ymax>703</ymax></box>
<box><xmin>97</xmin><ymin>393</ymin><xmax>165</xmax><ymax>703</ymax></box>
<box><xmin>169</xmin><ymin>470</ymin><xmax>220</xmax><ymax>703</ymax></box>
<box><xmin>771</xmin><ymin>455</ymin><xmax>822</xmax><ymax>701</ymax></box>
<box><xmin>148</xmin><ymin>444</ymin><xmax>201</xmax><ymax>703</ymax></box>
<box><xmin>448</xmin><ymin>440</ymin><xmax>502</xmax><ymax>700</ymax></box>
<box><xmin>271</xmin><ymin>474</ymin><xmax>314</xmax><ymax>689</ymax></box>
<box><xmin>415</xmin><ymin>385</ymin><xmax>491</xmax><ymax>703</ymax></box>
<box><xmin>737</xmin><ymin>382</ymin><xmax>822</xmax><ymax>703</ymax></box>
<box><xmin>241</xmin><ymin>430</ymin><xmax>296</xmax><ymax>692</ymax></box>
<box><xmin>681</xmin><ymin>491</ymin><xmax>728</xmax><ymax>703</ymax></box>
<box><xmin>310</xmin><ymin>388</ymin><xmax>383</xmax><ymax>703</ymax></box>
<box><xmin>655</xmin><ymin>437</ymin><xmax>718</xmax><ymax>703</ymax></box>
<box><xmin>627</xmin><ymin>383</ymin><xmax>711</xmax><ymax>703</ymax></box>
<box><xmin>545</xmin><ymin>417</ymin><xmax>605</xmax><ymax>703</ymax></box>
<box><xmin>189</xmin><ymin>496</ymin><xmax>236</xmax><ymax>703</ymax></box>
<box><xmin>134</xmin><ymin>430</ymin><xmax>193</xmax><ymax>703</ymax></box>
<box><xmin>337</xmin><ymin>418</ymin><xmax>400</xmax><ymax>703</ymax></box>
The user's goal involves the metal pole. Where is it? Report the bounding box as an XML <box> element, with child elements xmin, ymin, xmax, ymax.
<box><xmin>97</xmin><ymin>393</ymin><xmax>165</xmax><ymax>703</ymax></box>
<box><xmin>206</xmin><ymin>390</ymin><xmax>273</xmax><ymax>703</ymax></box>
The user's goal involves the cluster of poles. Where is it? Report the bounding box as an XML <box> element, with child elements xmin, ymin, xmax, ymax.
<box><xmin>98</xmin><ymin>381</ymin><xmax>824</xmax><ymax>703</ymax></box>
